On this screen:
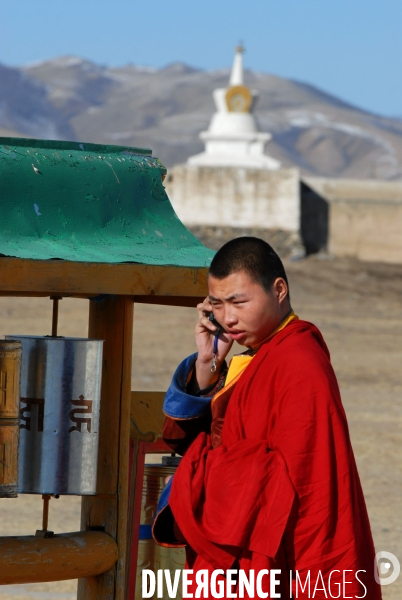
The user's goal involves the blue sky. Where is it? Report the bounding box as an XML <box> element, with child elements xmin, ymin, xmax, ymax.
<box><xmin>1</xmin><ymin>0</ymin><xmax>401</xmax><ymax>117</ymax></box>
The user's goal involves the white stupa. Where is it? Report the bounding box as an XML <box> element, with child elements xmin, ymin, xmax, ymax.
<box><xmin>188</xmin><ymin>45</ymin><xmax>281</xmax><ymax>170</ymax></box>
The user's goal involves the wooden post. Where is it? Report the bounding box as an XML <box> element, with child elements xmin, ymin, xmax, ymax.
<box><xmin>78</xmin><ymin>296</ymin><xmax>134</xmax><ymax>600</ymax></box>
<box><xmin>126</xmin><ymin>439</ymin><xmax>146</xmax><ymax>599</ymax></box>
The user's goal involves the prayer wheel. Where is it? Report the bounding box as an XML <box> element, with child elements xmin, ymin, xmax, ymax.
<box><xmin>0</xmin><ymin>340</ymin><xmax>22</xmax><ymax>498</ymax></box>
<box><xmin>5</xmin><ymin>335</ymin><xmax>103</xmax><ymax>495</ymax></box>
<box><xmin>136</xmin><ymin>463</ymin><xmax>185</xmax><ymax>600</ymax></box>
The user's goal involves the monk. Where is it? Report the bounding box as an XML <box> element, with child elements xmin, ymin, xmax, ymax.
<box><xmin>152</xmin><ymin>237</ymin><xmax>382</xmax><ymax>599</ymax></box>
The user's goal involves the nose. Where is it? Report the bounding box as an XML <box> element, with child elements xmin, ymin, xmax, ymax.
<box><xmin>222</xmin><ymin>306</ymin><xmax>238</xmax><ymax>327</ymax></box>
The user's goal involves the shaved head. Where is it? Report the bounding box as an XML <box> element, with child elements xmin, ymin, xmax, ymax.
<box><xmin>209</xmin><ymin>237</ymin><xmax>289</xmax><ymax>296</ymax></box>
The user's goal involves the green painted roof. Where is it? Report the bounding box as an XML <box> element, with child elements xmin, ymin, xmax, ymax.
<box><xmin>0</xmin><ymin>138</ymin><xmax>214</xmax><ymax>267</ymax></box>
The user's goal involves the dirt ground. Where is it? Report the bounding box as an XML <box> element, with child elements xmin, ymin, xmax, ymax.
<box><xmin>0</xmin><ymin>255</ymin><xmax>401</xmax><ymax>599</ymax></box>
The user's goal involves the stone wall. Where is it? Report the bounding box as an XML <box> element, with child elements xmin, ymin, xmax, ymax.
<box><xmin>165</xmin><ymin>164</ymin><xmax>300</xmax><ymax>232</ymax></box>
<box><xmin>300</xmin><ymin>181</ymin><xmax>329</xmax><ymax>254</ymax></box>
<box><xmin>185</xmin><ymin>225</ymin><xmax>302</xmax><ymax>257</ymax></box>
<box><xmin>303</xmin><ymin>177</ymin><xmax>402</xmax><ymax>264</ymax></box>
<box><xmin>166</xmin><ymin>167</ymin><xmax>402</xmax><ymax>264</ymax></box>
<box><xmin>329</xmin><ymin>199</ymin><xmax>402</xmax><ymax>263</ymax></box>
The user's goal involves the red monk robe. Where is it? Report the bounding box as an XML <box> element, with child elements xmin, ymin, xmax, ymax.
<box><xmin>159</xmin><ymin>320</ymin><xmax>382</xmax><ymax>599</ymax></box>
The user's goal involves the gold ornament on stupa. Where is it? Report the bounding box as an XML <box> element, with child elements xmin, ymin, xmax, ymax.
<box><xmin>225</xmin><ymin>44</ymin><xmax>252</xmax><ymax>113</ymax></box>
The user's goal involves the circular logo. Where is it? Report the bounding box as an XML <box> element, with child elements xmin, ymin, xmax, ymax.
<box><xmin>375</xmin><ymin>551</ymin><xmax>400</xmax><ymax>586</ymax></box>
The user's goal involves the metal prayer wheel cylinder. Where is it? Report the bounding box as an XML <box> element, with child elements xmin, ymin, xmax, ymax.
<box><xmin>141</xmin><ymin>464</ymin><xmax>176</xmax><ymax>526</ymax></box>
<box><xmin>0</xmin><ymin>340</ymin><xmax>22</xmax><ymax>498</ymax></box>
<box><xmin>5</xmin><ymin>335</ymin><xmax>103</xmax><ymax>495</ymax></box>
<box><xmin>136</xmin><ymin>464</ymin><xmax>185</xmax><ymax>600</ymax></box>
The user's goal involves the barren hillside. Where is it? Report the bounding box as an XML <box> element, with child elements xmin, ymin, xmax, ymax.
<box><xmin>1</xmin><ymin>56</ymin><xmax>402</xmax><ymax>179</ymax></box>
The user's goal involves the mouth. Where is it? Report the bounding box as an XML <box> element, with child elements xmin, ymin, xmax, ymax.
<box><xmin>227</xmin><ymin>330</ymin><xmax>246</xmax><ymax>341</ymax></box>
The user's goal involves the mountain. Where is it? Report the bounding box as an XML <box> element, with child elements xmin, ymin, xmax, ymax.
<box><xmin>1</xmin><ymin>55</ymin><xmax>401</xmax><ymax>179</ymax></box>
<box><xmin>0</xmin><ymin>63</ymin><xmax>74</xmax><ymax>140</ymax></box>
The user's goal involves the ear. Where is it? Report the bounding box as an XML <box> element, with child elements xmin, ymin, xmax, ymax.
<box><xmin>272</xmin><ymin>278</ymin><xmax>288</xmax><ymax>304</ymax></box>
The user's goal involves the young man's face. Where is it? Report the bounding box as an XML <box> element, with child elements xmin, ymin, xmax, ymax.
<box><xmin>208</xmin><ymin>270</ymin><xmax>289</xmax><ymax>348</ymax></box>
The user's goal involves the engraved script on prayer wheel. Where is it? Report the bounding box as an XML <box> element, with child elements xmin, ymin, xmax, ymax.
<box><xmin>0</xmin><ymin>340</ymin><xmax>22</xmax><ymax>498</ymax></box>
<box><xmin>5</xmin><ymin>335</ymin><xmax>103</xmax><ymax>495</ymax></box>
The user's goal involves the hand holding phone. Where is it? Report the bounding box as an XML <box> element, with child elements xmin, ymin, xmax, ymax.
<box><xmin>194</xmin><ymin>298</ymin><xmax>233</xmax><ymax>388</ymax></box>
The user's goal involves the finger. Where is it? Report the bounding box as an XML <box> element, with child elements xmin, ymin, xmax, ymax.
<box><xmin>197</xmin><ymin>298</ymin><xmax>212</xmax><ymax>311</ymax></box>
<box><xmin>196</xmin><ymin>302</ymin><xmax>206</xmax><ymax>317</ymax></box>
<box><xmin>197</xmin><ymin>299</ymin><xmax>213</xmax><ymax>319</ymax></box>
<box><xmin>198</xmin><ymin>315</ymin><xmax>218</xmax><ymax>332</ymax></box>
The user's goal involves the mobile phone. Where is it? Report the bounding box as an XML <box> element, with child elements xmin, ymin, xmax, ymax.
<box><xmin>208</xmin><ymin>312</ymin><xmax>220</xmax><ymax>327</ymax></box>
<box><xmin>208</xmin><ymin>312</ymin><xmax>221</xmax><ymax>329</ymax></box>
